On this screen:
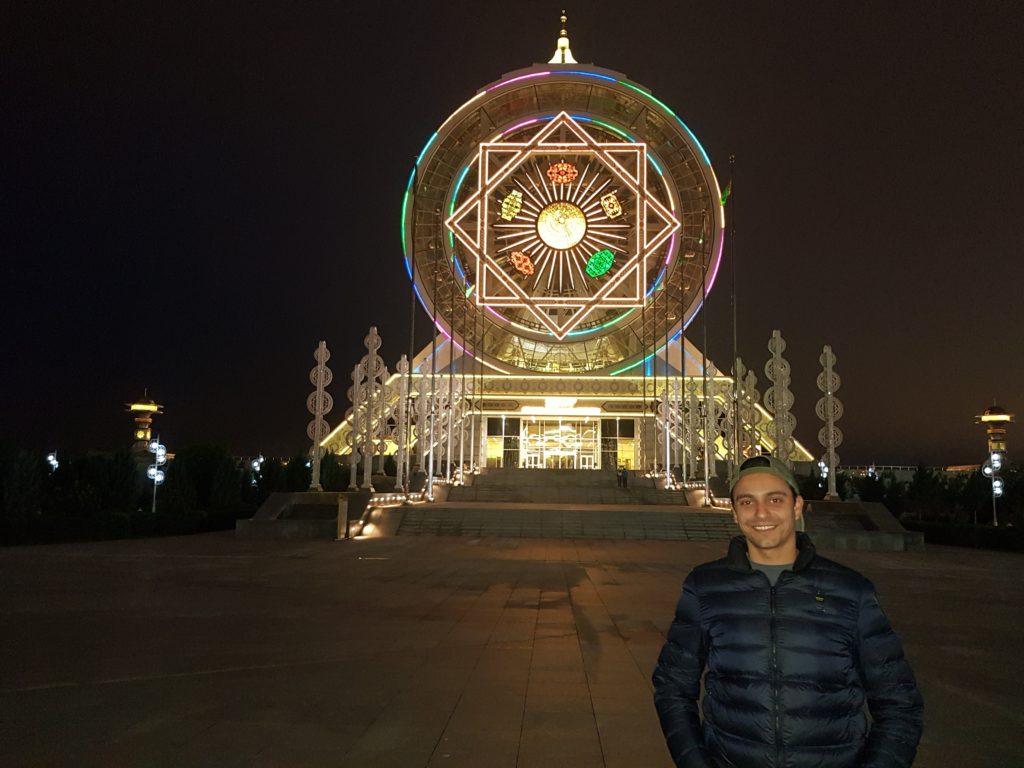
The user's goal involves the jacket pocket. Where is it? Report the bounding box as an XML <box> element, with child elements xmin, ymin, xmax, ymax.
<box><xmin>704</xmin><ymin>726</ymin><xmax>737</xmax><ymax>768</ymax></box>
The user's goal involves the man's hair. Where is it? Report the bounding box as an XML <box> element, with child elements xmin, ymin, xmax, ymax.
<box><xmin>730</xmin><ymin>455</ymin><xmax>801</xmax><ymax>500</ymax></box>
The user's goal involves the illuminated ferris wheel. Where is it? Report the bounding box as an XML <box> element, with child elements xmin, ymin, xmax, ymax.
<box><xmin>403</xmin><ymin>54</ymin><xmax>724</xmax><ymax>374</ymax></box>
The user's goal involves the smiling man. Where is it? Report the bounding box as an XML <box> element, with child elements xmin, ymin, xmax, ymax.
<box><xmin>652</xmin><ymin>455</ymin><xmax>923</xmax><ymax>768</ymax></box>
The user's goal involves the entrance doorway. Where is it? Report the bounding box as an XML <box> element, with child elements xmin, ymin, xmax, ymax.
<box><xmin>521</xmin><ymin>419</ymin><xmax>598</xmax><ymax>469</ymax></box>
<box><xmin>484</xmin><ymin>416</ymin><xmax>636</xmax><ymax>469</ymax></box>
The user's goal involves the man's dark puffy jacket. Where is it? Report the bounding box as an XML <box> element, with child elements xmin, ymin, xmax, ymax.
<box><xmin>652</xmin><ymin>533</ymin><xmax>923</xmax><ymax>768</ymax></box>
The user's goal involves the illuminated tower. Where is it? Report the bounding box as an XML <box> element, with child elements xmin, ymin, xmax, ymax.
<box><xmin>127</xmin><ymin>392</ymin><xmax>164</xmax><ymax>451</ymax></box>
<box><xmin>976</xmin><ymin>402</ymin><xmax>1014</xmax><ymax>454</ymax></box>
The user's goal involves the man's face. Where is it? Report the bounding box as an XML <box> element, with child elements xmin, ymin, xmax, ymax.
<box><xmin>731</xmin><ymin>472</ymin><xmax>804</xmax><ymax>563</ymax></box>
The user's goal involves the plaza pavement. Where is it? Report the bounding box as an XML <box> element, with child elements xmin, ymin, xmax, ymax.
<box><xmin>1</xmin><ymin>532</ymin><xmax>1022</xmax><ymax>767</ymax></box>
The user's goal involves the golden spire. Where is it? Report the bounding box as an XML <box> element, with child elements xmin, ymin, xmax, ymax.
<box><xmin>549</xmin><ymin>10</ymin><xmax>578</xmax><ymax>64</ymax></box>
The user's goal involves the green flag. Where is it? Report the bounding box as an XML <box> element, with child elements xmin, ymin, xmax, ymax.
<box><xmin>720</xmin><ymin>181</ymin><xmax>732</xmax><ymax>206</ymax></box>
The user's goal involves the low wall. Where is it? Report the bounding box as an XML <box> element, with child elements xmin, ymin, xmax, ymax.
<box><xmin>804</xmin><ymin>500</ymin><xmax>924</xmax><ymax>551</ymax></box>
<box><xmin>235</xmin><ymin>491</ymin><xmax>371</xmax><ymax>540</ymax></box>
<box><xmin>235</xmin><ymin>518</ymin><xmax>338</xmax><ymax>540</ymax></box>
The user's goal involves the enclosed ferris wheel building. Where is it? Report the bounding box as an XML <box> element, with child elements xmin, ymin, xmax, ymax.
<box><xmin>327</xmin><ymin>23</ymin><xmax>810</xmax><ymax>477</ymax></box>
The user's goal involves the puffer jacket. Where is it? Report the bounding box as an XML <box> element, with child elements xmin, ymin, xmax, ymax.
<box><xmin>652</xmin><ymin>533</ymin><xmax>923</xmax><ymax>768</ymax></box>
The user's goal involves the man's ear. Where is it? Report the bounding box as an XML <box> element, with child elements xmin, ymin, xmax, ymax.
<box><xmin>794</xmin><ymin>495</ymin><xmax>804</xmax><ymax>520</ymax></box>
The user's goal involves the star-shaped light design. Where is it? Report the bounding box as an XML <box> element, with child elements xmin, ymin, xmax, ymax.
<box><xmin>446</xmin><ymin>112</ymin><xmax>681</xmax><ymax>339</ymax></box>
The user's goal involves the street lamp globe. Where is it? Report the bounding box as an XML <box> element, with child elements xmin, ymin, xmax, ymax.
<box><xmin>148</xmin><ymin>439</ymin><xmax>168</xmax><ymax>513</ymax></box>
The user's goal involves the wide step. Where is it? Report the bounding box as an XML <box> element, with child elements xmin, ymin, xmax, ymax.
<box><xmin>396</xmin><ymin>507</ymin><xmax>738</xmax><ymax>540</ymax></box>
<box><xmin>450</xmin><ymin>468</ymin><xmax>689</xmax><ymax>506</ymax></box>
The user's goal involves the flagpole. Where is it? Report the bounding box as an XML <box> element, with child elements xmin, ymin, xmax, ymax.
<box><xmin>727</xmin><ymin>155</ymin><xmax>740</xmax><ymax>473</ymax></box>
<box><xmin>701</xmin><ymin>210</ymin><xmax>711</xmax><ymax>506</ymax></box>
<box><xmin>729</xmin><ymin>154</ymin><xmax>737</xmax><ymax>396</ymax></box>
<box><xmin>405</xmin><ymin>160</ymin><xmax>418</xmax><ymax>497</ymax></box>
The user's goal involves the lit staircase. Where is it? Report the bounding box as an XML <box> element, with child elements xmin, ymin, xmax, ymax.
<box><xmin>395</xmin><ymin>467</ymin><xmax>738</xmax><ymax>540</ymax></box>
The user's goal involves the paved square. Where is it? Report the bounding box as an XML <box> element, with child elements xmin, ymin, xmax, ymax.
<box><xmin>2</xmin><ymin>533</ymin><xmax>1021</xmax><ymax>766</ymax></box>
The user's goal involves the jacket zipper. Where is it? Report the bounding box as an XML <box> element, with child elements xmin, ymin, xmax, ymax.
<box><xmin>770</xmin><ymin>584</ymin><xmax>783</xmax><ymax>767</ymax></box>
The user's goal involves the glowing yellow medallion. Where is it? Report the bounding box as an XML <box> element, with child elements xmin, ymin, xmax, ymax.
<box><xmin>536</xmin><ymin>202</ymin><xmax>587</xmax><ymax>250</ymax></box>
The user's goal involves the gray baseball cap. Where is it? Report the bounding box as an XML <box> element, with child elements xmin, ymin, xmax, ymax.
<box><xmin>730</xmin><ymin>455</ymin><xmax>800</xmax><ymax>498</ymax></box>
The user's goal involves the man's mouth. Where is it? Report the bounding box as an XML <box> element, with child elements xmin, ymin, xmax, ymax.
<box><xmin>751</xmin><ymin>524</ymin><xmax>777</xmax><ymax>531</ymax></box>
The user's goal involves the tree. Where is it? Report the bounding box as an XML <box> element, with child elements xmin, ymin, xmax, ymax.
<box><xmin>284</xmin><ymin>454</ymin><xmax>312</xmax><ymax>491</ymax></box>
<box><xmin>153</xmin><ymin>460</ymin><xmax>200</xmax><ymax>533</ymax></box>
<box><xmin>883</xmin><ymin>474</ymin><xmax>909</xmax><ymax>518</ymax></box>
<box><xmin>253</xmin><ymin>457</ymin><xmax>287</xmax><ymax>503</ymax></box>
<box><xmin>205</xmin><ymin>459</ymin><xmax>242</xmax><ymax>528</ymax></box>
<box><xmin>319</xmin><ymin>452</ymin><xmax>346</xmax><ymax>491</ymax></box>
<box><xmin>169</xmin><ymin>444</ymin><xmax>235</xmax><ymax>511</ymax></box>
<box><xmin>796</xmin><ymin>471</ymin><xmax>826</xmax><ymax>501</ymax></box>
<box><xmin>852</xmin><ymin>473</ymin><xmax>886</xmax><ymax>503</ymax></box>
<box><xmin>1002</xmin><ymin>463</ymin><xmax>1023</xmax><ymax>527</ymax></box>
<box><xmin>1</xmin><ymin>450</ymin><xmax>43</xmax><ymax>544</ymax></box>
<box><xmin>69</xmin><ymin>451</ymin><xmax>137</xmax><ymax>520</ymax></box>
<box><xmin>905</xmin><ymin>465</ymin><xmax>944</xmax><ymax>521</ymax></box>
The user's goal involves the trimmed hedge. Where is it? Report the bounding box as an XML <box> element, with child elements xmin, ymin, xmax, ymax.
<box><xmin>900</xmin><ymin>521</ymin><xmax>1024</xmax><ymax>552</ymax></box>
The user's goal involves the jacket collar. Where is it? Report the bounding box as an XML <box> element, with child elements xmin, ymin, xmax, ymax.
<box><xmin>727</xmin><ymin>532</ymin><xmax>817</xmax><ymax>572</ymax></box>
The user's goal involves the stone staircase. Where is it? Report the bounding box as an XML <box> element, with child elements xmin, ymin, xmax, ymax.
<box><xmin>396</xmin><ymin>506</ymin><xmax>738</xmax><ymax>540</ymax></box>
<box><xmin>394</xmin><ymin>467</ymin><xmax>737</xmax><ymax>540</ymax></box>
<box><xmin>446</xmin><ymin>467</ymin><xmax>691</xmax><ymax>506</ymax></box>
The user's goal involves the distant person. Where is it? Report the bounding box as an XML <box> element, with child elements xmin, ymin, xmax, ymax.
<box><xmin>652</xmin><ymin>455</ymin><xmax>923</xmax><ymax>767</ymax></box>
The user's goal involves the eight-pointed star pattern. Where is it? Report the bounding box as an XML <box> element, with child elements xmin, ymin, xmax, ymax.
<box><xmin>446</xmin><ymin>112</ymin><xmax>681</xmax><ymax>339</ymax></box>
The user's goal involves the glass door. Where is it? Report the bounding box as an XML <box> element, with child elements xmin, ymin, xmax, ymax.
<box><xmin>521</xmin><ymin>419</ymin><xmax>599</xmax><ymax>469</ymax></box>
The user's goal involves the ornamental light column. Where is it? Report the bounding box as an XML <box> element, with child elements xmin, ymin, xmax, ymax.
<box><xmin>734</xmin><ymin>358</ymin><xmax>763</xmax><ymax>462</ymax></box>
<box><xmin>685</xmin><ymin>380</ymin><xmax>700</xmax><ymax>482</ymax></box>
<box><xmin>764</xmin><ymin>330</ymin><xmax>796</xmax><ymax>467</ymax></box>
<box><xmin>816</xmin><ymin>345</ymin><xmax>843</xmax><ymax>500</ymax></box>
<box><xmin>348</xmin><ymin>365</ymin><xmax>362</xmax><ymax>491</ymax></box>
<box><xmin>732</xmin><ymin>358</ymin><xmax>747</xmax><ymax>476</ymax></box>
<box><xmin>395</xmin><ymin>354</ymin><xmax>409</xmax><ymax>494</ymax></box>
<box><xmin>658</xmin><ymin>387</ymin><xmax>672</xmax><ymax>486</ymax></box>
<box><xmin>307</xmin><ymin>341</ymin><xmax>333</xmax><ymax>491</ymax></box>
<box><xmin>458</xmin><ymin>374</ymin><xmax>467</xmax><ymax>484</ymax></box>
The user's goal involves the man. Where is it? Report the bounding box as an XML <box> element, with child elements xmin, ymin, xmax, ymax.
<box><xmin>652</xmin><ymin>455</ymin><xmax>923</xmax><ymax>768</ymax></box>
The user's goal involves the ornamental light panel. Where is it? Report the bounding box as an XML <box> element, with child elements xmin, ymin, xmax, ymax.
<box><xmin>600</xmin><ymin>192</ymin><xmax>623</xmax><ymax>219</ymax></box>
<box><xmin>546</xmin><ymin>161</ymin><xmax>579</xmax><ymax>185</ymax></box>
<box><xmin>500</xmin><ymin>190</ymin><xmax>524</xmax><ymax>221</ymax></box>
<box><xmin>586</xmin><ymin>249</ymin><xmax>615</xmax><ymax>278</ymax></box>
<box><xmin>509</xmin><ymin>250</ymin><xmax>535</xmax><ymax>276</ymax></box>
<box><xmin>446</xmin><ymin>111</ymin><xmax>681</xmax><ymax>340</ymax></box>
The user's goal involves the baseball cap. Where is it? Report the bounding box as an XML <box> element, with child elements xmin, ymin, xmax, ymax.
<box><xmin>730</xmin><ymin>455</ymin><xmax>800</xmax><ymax>498</ymax></box>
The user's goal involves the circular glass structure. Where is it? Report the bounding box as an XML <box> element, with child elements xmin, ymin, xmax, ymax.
<box><xmin>402</xmin><ymin>64</ymin><xmax>724</xmax><ymax>374</ymax></box>
<box><xmin>536</xmin><ymin>202</ymin><xmax>587</xmax><ymax>250</ymax></box>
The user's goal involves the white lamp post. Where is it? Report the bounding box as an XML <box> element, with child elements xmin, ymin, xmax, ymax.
<box><xmin>981</xmin><ymin>450</ymin><xmax>1004</xmax><ymax>527</ymax></box>
<box><xmin>147</xmin><ymin>439</ymin><xmax>167</xmax><ymax>514</ymax></box>
<box><xmin>975</xmin><ymin>404</ymin><xmax>1014</xmax><ymax>528</ymax></box>
<box><xmin>250</xmin><ymin>454</ymin><xmax>265</xmax><ymax>487</ymax></box>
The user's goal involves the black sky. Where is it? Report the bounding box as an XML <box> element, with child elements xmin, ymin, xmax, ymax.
<box><xmin>3</xmin><ymin>1</ymin><xmax>1022</xmax><ymax>465</ymax></box>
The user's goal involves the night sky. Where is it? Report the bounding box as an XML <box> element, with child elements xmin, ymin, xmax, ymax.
<box><xmin>4</xmin><ymin>1</ymin><xmax>1022</xmax><ymax>466</ymax></box>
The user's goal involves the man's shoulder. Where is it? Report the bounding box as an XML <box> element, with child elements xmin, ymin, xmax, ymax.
<box><xmin>803</xmin><ymin>553</ymin><xmax>875</xmax><ymax>593</ymax></box>
<box><xmin>691</xmin><ymin>555</ymin><xmax>734</xmax><ymax>572</ymax></box>
<box><xmin>686</xmin><ymin>555</ymin><xmax>744</xmax><ymax>586</ymax></box>
<box><xmin>686</xmin><ymin>535</ymin><xmax>748</xmax><ymax>577</ymax></box>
